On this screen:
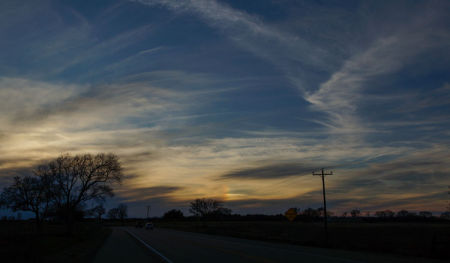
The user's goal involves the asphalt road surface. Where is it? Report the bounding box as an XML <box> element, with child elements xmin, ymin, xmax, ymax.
<box><xmin>93</xmin><ymin>228</ymin><xmax>161</xmax><ymax>263</ymax></box>
<box><xmin>120</xmin><ymin>227</ymin><xmax>443</xmax><ymax>263</ymax></box>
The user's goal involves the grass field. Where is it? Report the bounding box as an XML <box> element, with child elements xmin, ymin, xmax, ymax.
<box><xmin>0</xmin><ymin>221</ymin><xmax>111</xmax><ymax>263</ymax></box>
<box><xmin>156</xmin><ymin>221</ymin><xmax>450</xmax><ymax>260</ymax></box>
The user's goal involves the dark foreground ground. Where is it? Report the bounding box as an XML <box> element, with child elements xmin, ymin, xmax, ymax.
<box><xmin>155</xmin><ymin>221</ymin><xmax>450</xmax><ymax>260</ymax></box>
<box><xmin>1</xmin><ymin>220</ymin><xmax>449</xmax><ymax>262</ymax></box>
<box><xmin>0</xmin><ymin>221</ymin><xmax>110</xmax><ymax>262</ymax></box>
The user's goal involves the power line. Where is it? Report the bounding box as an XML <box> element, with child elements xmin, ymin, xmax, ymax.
<box><xmin>313</xmin><ymin>168</ymin><xmax>333</xmax><ymax>245</ymax></box>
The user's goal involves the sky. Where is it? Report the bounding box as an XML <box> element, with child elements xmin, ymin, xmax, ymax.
<box><xmin>0</xmin><ymin>0</ymin><xmax>449</xmax><ymax>218</ymax></box>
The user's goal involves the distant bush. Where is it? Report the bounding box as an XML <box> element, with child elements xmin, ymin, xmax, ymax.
<box><xmin>350</xmin><ymin>209</ymin><xmax>361</xmax><ymax>217</ymax></box>
<box><xmin>375</xmin><ymin>210</ymin><xmax>395</xmax><ymax>218</ymax></box>
<box><xmin>418</xmin><ymin>211</ymin><xmax>432</xmax><ymax>218</ymax></box>
<box><xmin>163</xmin><ymin>209</ymin><xmax>184</xmax><ymax>220</ymax></box>
<box><xmin>440</xmin><ymin>212</ymin><xmax>450</xmax><ymax>220</ymax></box>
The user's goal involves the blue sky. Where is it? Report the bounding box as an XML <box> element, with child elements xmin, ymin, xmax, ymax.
<box><xmin>0</xmin><ymin>0</ymin><xmax>449</xmax><ymax>217</ymax></box>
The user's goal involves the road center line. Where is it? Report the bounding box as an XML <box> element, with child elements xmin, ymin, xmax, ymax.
<box><xmin>126</xmin><ymin>229</ymin><xmax>174</xmax><ymax>263</ymax></box>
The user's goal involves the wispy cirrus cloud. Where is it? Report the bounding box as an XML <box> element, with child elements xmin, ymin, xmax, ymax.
<box><xmin>220</xmin><ymin>162</ymin><xmax>320</xmax><ymax>180</ymax></box>
<box><xmin>132</xmin><ymin>0</ymin><xmax>292</xmax><ymax>42</ymax></box>
<box><xmin>134</xmin><ymin>0</ymin><xmax>450</xmax><ymax>141</ymax></box>
<box><xmin>306</xmin><ymin>30</ymin><xmax>450</xmax><ymax>137</ymax></box>
<box><xmin>0</xmin><ymin>72</ymin><xmax>228</xmax><ymax>171</ymax></box>
<box><xmin>117</xmin><ymin>185</ymin><xmax>184</xmax><ymax>202</ymax></box>
<box><xmin>0</xmin><ymin>0</ymin><xmax>159</xmax><ymax>82</ymax></box>
<box><xmin>132</xmin><ymin>0</ymin><xmax>333</xmax><ymax>86</ymax></box>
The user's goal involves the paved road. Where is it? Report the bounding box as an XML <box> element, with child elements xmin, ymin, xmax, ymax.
<box><xmin>124</xmin><ymin>227</ymin><xmax>443</xmax><ymax>263</ymax></box>
<box><xmin>93</xmin><ymin>228</ymin><xmax>162</xmax><ymax>263</ymax></box>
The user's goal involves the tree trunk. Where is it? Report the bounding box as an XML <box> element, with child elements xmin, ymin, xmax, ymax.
<box><xmin>65</xmin><ymin>207</ymin><xmax>74</xmax><ymax>235</ymax></box>
<box><xmin>66</xmin><ymin>218</ymin><xmax>74</xmax><ymax>235</ymax></box>
<box><xmin>35</xmin><ymin>212</ymin><xmax>42</xmax><ymax>235</ymax></box>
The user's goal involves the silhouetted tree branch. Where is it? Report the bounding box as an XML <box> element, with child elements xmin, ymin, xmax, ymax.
<box><xmin>107</xmin><ymin>207</ymin><xmax>119</xmax><ymax>220</ymax></box>
<box><xmin>189</xmin><ymin>198</ymin><xmax>231</xmax><ymax>219</ymax></box>
<box><xmin>350</xmin><ymin>209</ymin><xmax>361</xmax><ymax>218</ymax></box>
<box><xmin>35</xmin><ymin>153</ymin><xmax>122</xmax><ymax>233</ymax></box>
<box><xmin>0</xmin><ymin>174</ymin><xmax>53</xmax><ymax>233</ymax></box>
<box><xmin>89</xmin><ymin>204</ymin><xmax>106</xmax><ymax>223</ymax></box>
<box><xmin>117</xmin><ymin>203</ymin><xmax>128</xmax><ymax>225</ymax></box>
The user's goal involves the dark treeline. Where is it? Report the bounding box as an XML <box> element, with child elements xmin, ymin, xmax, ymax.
<box><xmin>149</xmin><ymin>213</ymin><xmax>449</xmax><ymax>223</ymax></box>
<box><xmin>0</xmin><ymin>153</ymin><xmax>122</xmax><ymax>234</ymax></box>
<box><xmin>134</xmin><ymin>202</ymin><xmax>450</xmax><ymax>223</ymax></box>
<box><xmin>4</xmin><ymin>211</ymin><xmax>448</xmax><ymax>223</ymax></box>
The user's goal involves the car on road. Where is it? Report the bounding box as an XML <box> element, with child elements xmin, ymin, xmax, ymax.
<box><xmin>145</xmin><ymin>222</ymin><xmax>154</xmax><ymax>230</ymax></box>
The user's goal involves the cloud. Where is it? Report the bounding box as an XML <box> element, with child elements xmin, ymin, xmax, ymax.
<box><xmin>132</xmin><ymin>0</ymin><xmax>333</xmax><ymax>88</ymax></box>
<box><xmin>220</xmin><ymin>162</ymin><xmax>319</xmax><ymax>180</ymax></box>
<box><xmin>0</xmin><ymin>167</ymin><xmax>33</xmax><ymax>186</ymax></box>
<box><xmin>321</xmin><ymin>145</ymin><xmax>450</xmax><ymax>212</ymax></box>
<box><xmin>307</xmin><ymin>36</ymin><xmax>445</xmax><ymax>134</ymax></box>
<box><xmin>0</xmin><ymin>70</ymin><xmax>224</xmax><ymax>128</ymax></box>
<box><xmin>134</xmin><ymin>0</ymin><xmax>450</xmax><ymax>142</ymax></box>
<box><xmin>133</xmin><ymin>0</ymin><xmax>291</xmax><ymax>42</ymax></box>
<box><xmin>0</xmin><ymin>74</ymin><xmax>446</xmax><ymax>215</ymax></box>
<box><xmin>0</xmin><ymin>73</ymin><xmax>224</xmax><ymax>172</ymax></box>
<box><xmin>305</xmin><ymin>7</ymin><xmax>450</xmax><ymax>137</ymax></box>
<box><xmin>108</xmin><ymin>194</ymin><xmax>189</xmax><ymax>217</ymax></box>
<box><xmin>0</xmin><ymin>0</ymin><xmax>158</xmax><ymax>81</ymax></box>
<box><xmin>118</xmin><ymin>186</ymin><xmax>183</xmax><ymax>202</ymax></box>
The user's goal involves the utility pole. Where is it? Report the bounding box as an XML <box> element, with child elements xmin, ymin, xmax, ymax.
<box><xmin>447</xmin><ymin>186</ymin><xmax>449</xmax><ymax>212</ymax></box>
<box><xmin>146</xmin><ymin>205</ymin><xmax>151</xmax><ymax>220</ymax></box>
<box><xmin>313</xmin><ymin>168</ymin><xmax>333</xmax><ymax>245</ymax></box>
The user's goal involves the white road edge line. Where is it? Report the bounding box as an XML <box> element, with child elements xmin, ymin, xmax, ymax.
<box><xmin>126</xmin><ymin>229</ymin><xmax>174</xmax><ymax>263</ymax></box>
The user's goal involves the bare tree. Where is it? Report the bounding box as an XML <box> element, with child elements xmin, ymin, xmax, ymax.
<box><xmin>350</xmin><ymin>209</ymin><xmax>361</xmax><ymax>218</ymax></box>
<box><xmin>385</xmin><ymin>210</ymin><xmax>395</xmax><ymax>218</ymax></box>
<box><xmin>37</xmin><ymin>153</ymin><xmax>123</xmax><ymax>233</ymax></box>
<box><xmin>396</xmin><ymin>210</ymin><xmax>411</xmax><ymax>218</ymax></box>
<box><xmin>117</xmin><ymin>203</ymin><xmax>128</xmax><ymax>225</ymax></box>
<box><xmin>419</xmin><ymin>211</ymin><xmax>432</xmax><ymax>218</ymax></box>
<box><xmin>107</xmin><ymin>208</ymin><xmax>119</xmax><ymax>220</ymax></box>
<box><xmin>302</xmin><ymin>208</ymin><xmax>321</xmax><ymax>218</ymax></box>
<box><xmin>440</xmin><ymin>212</ymin><xmax>450</xmax><ymax>220</ymax></box>
<box><xmin>375</xmin><ymin>211</ymin><xmax>385</xmax><ymax>218</ymax></box>
<box><xmin>375</xmin><ymin>210</ymin><xmax>395</xmax><ymax>218</ymax></box>
<box><xmin>0</xmin><ymin>175</ymin><xmax>52</xmax><ymax>232</ymax></box>
<box><xmin>189</xmin><ymin>198</ymin><xmax>231</xmax><ymax>218</ymax></box>
<box><xmin>90</xmin><ymin>205</ymin><xmax>106</xmax><ymax>222</ymax></box>
<box><xmin>163</xmin><ymin>209</ymin><xmax>184</xmax><ymax>220</ymax></box>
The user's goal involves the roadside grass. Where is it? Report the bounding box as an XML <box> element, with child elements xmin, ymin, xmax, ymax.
<box><xmin>156</xmin><ymin>221</ymin><xmax>450</xmax><ymax>260</ymax></box>
<box><xmin>0</xmin><ymin>221</ymin><xmax>111</xmax><ymax>263</ymax></box>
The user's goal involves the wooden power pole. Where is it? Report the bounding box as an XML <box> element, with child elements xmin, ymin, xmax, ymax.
<box><xmin>146</xmin><ymin>205</ymin><xmax>151</xmax><ymax>220</ymax></box>
<box><xmin>313</xmin><ymin>168</ymin><xmax>333</xmax><ymax>245</ymax></box>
